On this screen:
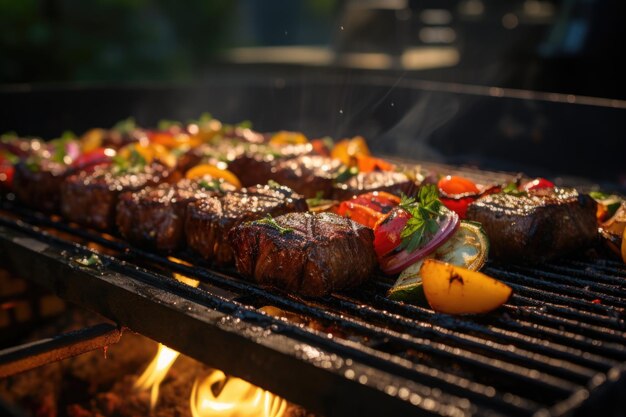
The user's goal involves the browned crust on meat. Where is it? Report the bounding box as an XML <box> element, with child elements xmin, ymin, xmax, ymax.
<box><xmin>60</xmin><ymin>163</ymin><xmax>176</xmax><ymax>230</ymax></box>
<box><xmin>333</xmin><ymin>171</ymin><xmax>416</xmax><ymax>200</ymax></box>
<box><xmin>229</xmin><ymin>212</ymin><xmax>376</xmax><ymax>297</ymax></box>
<box><xmin>185</xmin><ymin>184</ymin><xmax>307</xmax><ymax>265</ymax></box>
<box><xmin>466</xmin><ymin>188</ymin><xmax>598</xmax><ymax>262</ymax></box>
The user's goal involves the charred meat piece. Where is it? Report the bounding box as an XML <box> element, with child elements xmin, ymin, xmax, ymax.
<box><xmin>61</xmin><ymin>163</ymin><xmax>176</xmax><ymax>230</ymax></box>
<box><xmin>466</xmin><ymin>188</ymin><xmax>598</xmax><ymax>262</ymax></box>
<box><xmin>333</xmin><ymin>171</ymin><xmax>416</xmax><ymax>200</ymax></box>
<box><xmin>229</xmin><ymin>143</ymin><xmax>314</xmax><ymax>187</ymax></box>
<box><xmin>116</xmin><ymin>179</ymin><xmax>236</xmax><ymax>252</ymax></box>
<box><xmin>270</xmin><ymin>155</ymin><xmax>343</xmax><ymax>198</ymax></box>
<box><xmin>12</xmin><ymin>159</ymin><xmax>69</xmax><ymax>212</ymax></box>
<box><xmin>177</xmin><ymin>140</ymin><xmax>312</xmax><ymax>186</ymax></box>
<box><xmin>229</xmin><ymin>212</ymin><xmax>377</xmax><ymax>297</ymax></box>
<box><xmin>185</xmin><ymin>184</ymin><xmax>307</xmax><ymax>265</ymax></box>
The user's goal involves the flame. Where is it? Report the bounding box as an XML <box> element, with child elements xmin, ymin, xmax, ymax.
<box><xmin>134</xmin><ymin>344</ymin><xmax>181</xmax><ymax>410</ymax></box>
<box><xmin>190</xmin><ymin>370</ymin><xmax>286</xmax><ymax>417</ymax></box>
<box><xmin>134</xmin><ymin>259</ymin><xmax>199</xmax><ymax>410</ymax></box>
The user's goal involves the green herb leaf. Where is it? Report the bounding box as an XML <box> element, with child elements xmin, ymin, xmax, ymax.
<box><xmin>113</xmin><ymin>117</ymin><xmax>136</xmax><ymax>134</ymax></box>
<box><xmin>1</xmin><ymin>131</ymin><xmax>18</xmax><ymax>143</ymax></box>
<box><xmin>74</xmin><ymin>253</ymin><xmax>102</xmax><ymax>267</ymax></box>
<box><xmin>320</xmin><ymin>136</ymin><xmax>334</xmax><ymax>150</ymax></box>
<box><xmin>158</xmin><ymin>119</ymin><xmax>181</xmax><ymax>131</ymax></box>
<box><xmin>199</xmin><ymin>179</ymin><xmax>224</xmax><ymax>193</ymax></box>
<box><xmin>335</xmin><ymin>166</ymin><xmax>359</xmax><ymax>183</ymax></box>
<box><xmin>253</xmin><ymin>214</ymin><xmax>293</xmax><ymax>235</ymax></box>
<box><xmin>397</xmin><ymin>185</ymin><xmax>444</xmax><ymax>252</ymax></box>
<box><xmin>111</xmin><ymin>149</ymin><xmax>146</xmax><ymax>175</ymax></box>
<box><xmin>306</xmin><ymin>191</ymin><xmax>325</xmax><ymax>208</ymax></box>
<box><xmin>237</xmin><ymin>120</ymin><xmax>253</xmax><ymax>129</ymax></box>
<box><xmin>267</xmin><ymin>179</ymin><xmax>283</xmax><ymax>189</ymax></box>
<box><xmin>1</xmin><ymin>151</ymin><xmax>19</xmax><ymax>165</ymax></box>
<box><xmin>502</xmin><ymin>182</ymin><xmax>526</xmax><ymax>196</ymax></box>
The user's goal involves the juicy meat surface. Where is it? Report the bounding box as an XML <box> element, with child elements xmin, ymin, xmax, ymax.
<box><xmin>178</xmin><ymin>140</ymin><xmax>312</xmax><ymax>187</ymax></box>
<box><xmin>61</xmin><ymin>163</ymin><xmax>176</xmax><ymax>230</ymax></box>
<box><xmin>12</xmin><ymin>160</ymin><xmax>69</xmax><ymax>212</ymax></box>
<box><xmin>229</xmin><ymin>212</ymin><xmax>377</xmax><ymax>297</ymax></box>
<box><xmin>270</xmin><ymin>155</ymin><xmax>343</xmax><ymax>198</ymax></box>
<box><xmin>333</xmin><ymin>171</ymin><xmax>416</xmax><ymax>200</ymax></box>
<box><xmin>185</xmin><ymin>184</ymin><xmax>307</xmax><ymax>265</ymax></box>
<box><xmin>466</xmin><ymin>188</ymin><xmax>598</xmax><ymax>262</ymax></box>
<box><xmin>116</xmin><ymin>179</ymin><xmax>235</xmax><ymax>252</ymax></box>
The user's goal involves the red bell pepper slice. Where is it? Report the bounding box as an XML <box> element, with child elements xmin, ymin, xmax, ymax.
<box><xmin>373</xmin><ymin>207</ymin><xmax>411</xmax><ymax>258</ymax></box>
<box><xmin>521</xmin><ymin>178</ymin><xmax>555</xmax><ymax>191</ymax></box>
<box><xmin>334</xmin><ymin>201</ymin><xmax>385</xmax><ymax>228</ymax></box>
<box><xmin>71</xmin><ymin>148</ymin><xmax>112</xmax><ymax>170</ymax></box>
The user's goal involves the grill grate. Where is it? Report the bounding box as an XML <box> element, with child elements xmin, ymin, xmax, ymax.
<box><xmin>0</xmin><ymin>200</ymin><xmax>625</xmax><ymax>417</ymax></box>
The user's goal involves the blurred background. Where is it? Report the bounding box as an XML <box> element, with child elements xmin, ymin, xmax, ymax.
<box><xmin>2</xmin><ymin>0</ymin><xmax>625</xmax><ymax>98</ymax></box>
<box><xmin>1</xmin><ymin>0</ymin><xmax>625</xmax><ymax>188</ymax></box>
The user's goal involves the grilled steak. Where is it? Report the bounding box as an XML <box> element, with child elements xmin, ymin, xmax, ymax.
<box><xmin>61</xmin><ymin>162</ymin><xmax>176</xmax><ymax>230</ymax></box>
<box><xmin>116</xmin><ymin>179</ymin><xmax>236</xmax><ymax>252</ymax></box>
<box><xmin>185</xmin><ymin>184</ymin><xmax>307</xmax><ymax>265</ymax></box>
<box><xmin>12</xmin><ymin>160</ymin><xmax>69</xmax><ymax>212</ymax></box>
<box><xmin>333</xmin><ymin>171</ymin><xmax>416</xmax><ymax>201</ymax></box>
<box><xmin>466</xmin><ymin>188</ymin><xmax>598</xmax><ymax>262</ymax></box>
<box><xmin>178</xmin><ymin>140</ymin><xmax>312</xmax><ymax>187</ymax></box>
<box><xmin>229</xmin><ymin>212</ymin><xmax>377</xmax><ymax>297</ymax></box>
<box><xmin>270</xmin><ymin>155</ymin><xmax>343</xmax><ymax>198</ymax></box>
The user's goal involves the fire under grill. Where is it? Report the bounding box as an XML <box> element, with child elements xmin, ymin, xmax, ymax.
<box><xmin>1</xmin><ymin>196</ymin><xmax>625</xmax><ymax>417</ymax></box>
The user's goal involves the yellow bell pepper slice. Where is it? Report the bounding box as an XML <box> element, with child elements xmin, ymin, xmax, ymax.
<box><xmin>185</xmin><ymin>164</ymin><xmax>242</xmax><ymax>188</ymax></box>
<box><xmin>421</xmin><ymin>259</ymin><xmax>512</xmax><ymax>315</ymax></box>
<box><xmin>269</xmin><ymin>131</ymin><xmax>308</xmax><ymax>146</ymax></box>
<box><xmin>330</xmin><ymin>136</ymin><xmax>370</xmax><ymax>166</ymax></box>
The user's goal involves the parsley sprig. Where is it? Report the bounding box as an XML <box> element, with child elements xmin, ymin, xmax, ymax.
<box><xmin>253</xmin><ymin>214</ymin><xmax>293</xmax><ymax>235</ymax></box>
<box><xmin>199</xmin><ymin>178</ymin><xmax>224</xmax><ymax>193</ymax></box>
<box><xmin>112</xmin><ymin>149</ymin><xmax>146</xmax><ymax>175</ymax></box>
<box><xmin>398</xmin><ymin>185</ymin><xmax>444</xmax><ymax>252</ymax></box>
<box><xmin>502</xmin><ymin>182</ymin><xmax>526</xmax><ymax>197</ymax></box>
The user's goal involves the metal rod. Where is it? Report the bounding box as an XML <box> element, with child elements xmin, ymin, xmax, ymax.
<box><xmin>0</xmin><ymin>323</ymin><xmax>122</xmax><ymax>378</ymax></box>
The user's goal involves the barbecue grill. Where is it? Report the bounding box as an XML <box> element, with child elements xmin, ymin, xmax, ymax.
<box><xmin>1</xmin><ymin>72</ymin><xmax>625</xmax><ymax>417</ymax></box>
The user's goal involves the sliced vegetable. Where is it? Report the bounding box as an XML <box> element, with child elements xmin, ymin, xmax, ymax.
<box><xmin>438</xmin><ymin>175</ymin><xmax>479</xmax><ymax>195</ymax></box>
<box><xmin>148</xmin><ymin>131</ymin><xmax>200</xmax><ymax>149</ymax></box>
<box><xmin>388</xmin><ymin>221</ymin><xmax>489</xmax><ymax>302</ymax></box>
<box><xmin>269</xmin><ymin>131</ymin><xmax>308</xmax><ymax>146</ymax></box>
<box><xmin>311</xmin><ymin>137</ymin><xmax>333</xmax><ymax>156</ymax></box>
<box><xmin>420</xmin><ymin>259</ymin><xmax>512</xmax><ymax>314</ymax></box>
<box><xmin>117</xmin><ymin>143</ymin><xmax>176</xmax><ymax>168</ymax></box>
<box><xmin>71</xmin><ymin>148</ymin><xmax>114</xmax><ymax>169</ymax></box>
<box><xmin>351</xmin><ymin>191</ymin><xmax>400</xmax><ymax>213</ymax></box>
<box><xmin>80</xmin><ymin>128</ymin><xmax>106</xmax><ymax>152</ymax></box>
<box><xmin>335</xmin><ymin>201</ymin><xmax>385</xmax><ymax>228</ymax></box>
<box><xmin>335</xmin><ymin>191</ymin><xmax>401</xmax><ymax>227</ymax></box>
<box><xmin>0</xmin><ymin>164</ymin><xmax>14</xmax><ymax>190</ymax></box>
<box><xmin>185</xmin><ymin>163</ymin><xmax>242</xmax><ymax>188</ymax></box>
<box><xmin>355</xmin><ymin>154</ymin><xmax>394</xmax><ymax>172</ymax></box>
<box><xmin>330</xmin><ymin>136</ymin><xmax>370</xmax><ymax>166</ymax></box>
<box><xmin>521</xmin><ymin>178</ymin><xmax>555</xmax><ymax>191</ymax></box>
<box><xmin>373</xmin><ymin>208</ymin><xmax>411</xmax><ymax>258</ymax></box>
<box><xmin>590</xmin><ymin>191</ymin><xmax>623</xmax><ymax>222</ymax></box>
<box><xmin>378</xmin><ymin>209</ymin><xmax>459</xmax><ymax>275</ymax></box>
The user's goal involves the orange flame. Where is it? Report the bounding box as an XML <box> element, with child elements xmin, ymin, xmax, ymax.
<box><xmin>190</xmin><ymin>370</ymin><xmax>286</xmax><ymax>417</ymax></box>
<box><xmin>134</xmin><ymin>344</ymin><xmax>180</xmax><ymax>410</ymax></box>
<box><xmin>134</xmin><ymin>258</ymin><xmax>199</xmax><ymax>410</ymax></box>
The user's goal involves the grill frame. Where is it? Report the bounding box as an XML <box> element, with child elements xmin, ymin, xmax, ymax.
<box><xmin>1</xmin><ymin>196</ymin><xmax>625</xmax><ymax>417</ymax></box>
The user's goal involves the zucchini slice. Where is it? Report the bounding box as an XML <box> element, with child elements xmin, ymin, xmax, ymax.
<box><xmin>387</xmin><ymin>221</ymin><xmax>489</xmax><ymax>303</ymax></box>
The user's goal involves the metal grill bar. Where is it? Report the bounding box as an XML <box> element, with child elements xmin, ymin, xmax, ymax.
<box><xmin>1</xmin><ymin>201</ymin><xmax>625</xmax><ymax>417</ymax></box>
